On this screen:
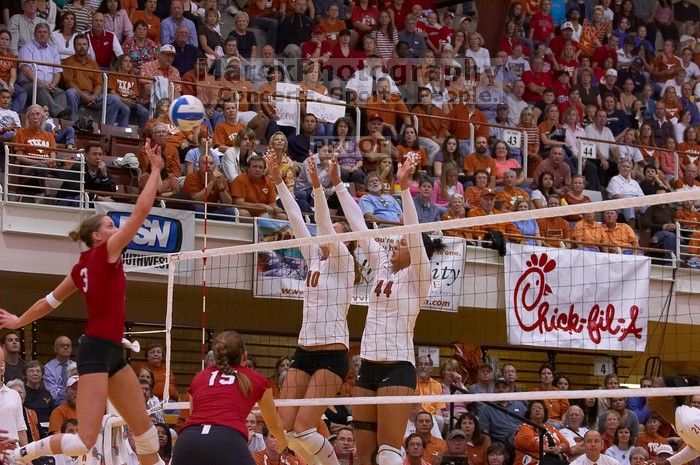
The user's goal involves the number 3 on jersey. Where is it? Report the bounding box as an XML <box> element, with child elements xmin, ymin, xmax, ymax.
<box><xmin>208</xmin><ymin>370</ymin><xmax>236</xmax><ymax>386</ymax></box>
<box><xmin>373</xmin><ymin>280</ymin><xmax>394</xmax><ymax>297</ymax></box>
<box><xmin>79</xmin><ymin>268</ymin><xmax>88</xmax><ymax>292</ymax></box>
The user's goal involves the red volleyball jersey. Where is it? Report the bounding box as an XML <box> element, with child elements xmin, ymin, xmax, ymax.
<box><xmin>184</xmin><ymin>366</ymin><xmax>269</xmax><ymax>437</ymax></box>
<box><xmin>70</xmin><ymin>242</ymin><xmax>126</xmax><ymax>343</ymax></box>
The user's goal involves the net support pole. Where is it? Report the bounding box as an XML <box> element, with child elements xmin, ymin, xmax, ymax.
<box><xmin>101</xmin><ymin>73</ymin><xmax>108</xmax><ymax>126</ymax></box>
<box><xmin>163</xmin><ymin>256</ymin><xmax>176</xmax><ymax>404</ymax></box>
<box><xmin>200</xmin><ymin>138</ymin><xmax>210</xmax><ymax>367</ymax></box>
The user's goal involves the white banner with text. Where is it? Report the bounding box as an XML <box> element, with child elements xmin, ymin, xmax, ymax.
<box><xmin>254</xmin><ymin>218</ymin><xmax>465</xmax><ymax>311</ymax></box>
<box><xmin>504</xmin><ymin>244</ymin><xmax>650</xmax><ymax>351</ymax></box>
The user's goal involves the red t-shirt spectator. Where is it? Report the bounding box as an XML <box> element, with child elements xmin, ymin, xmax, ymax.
<box><xmin>522</xmin><ymin>69</ymin><xmax>554</xmax><ymax>103</ymax></box>
<box><xmin>530</xmin><ymin>12</ymin><xmax>554</xmax><ymax>43</ymax></box>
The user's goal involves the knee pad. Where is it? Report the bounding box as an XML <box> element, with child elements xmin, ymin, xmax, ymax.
<box><xmin>134</xmin><ymin>425</ymin><xmax>160</xmax><ymax>455</ymax></box>
<box><xmin>376</xmin><ymin>445</ymin><xmax>403</xmax><ymax>465</ymax></box>
<box><xmin>61</xmin><ymin>434</ymin><xmax>89</xmax><ymax>456</ymax></box>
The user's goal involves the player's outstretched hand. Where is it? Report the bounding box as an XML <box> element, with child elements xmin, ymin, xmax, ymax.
<box><xmin>0</xmin><ymin>309</ymin><xmax>20</xmax><ymax>330</ymax></box>
<box><xmin>307</xmin><ymin>153</ymin><xmax>321</xmax><ymax>189</ymax></box>
<box><xmin>397</xmin><ymin>153</ymin><xmax>417</xmax><ymax>190</ymax></box>
<box><xmin>264</xmin><ymin>148</ymin><xmax>283</xmax><ymax>185</ymax></box>
<box><xmin>329</xmin><ymin>157</ymin><xmax>341</xmax><ymax>186</ymax></box>
<box><xmin>144</xmin><ymin>138</ymin><xmax>163</xmax><ymax>173</ymax></box>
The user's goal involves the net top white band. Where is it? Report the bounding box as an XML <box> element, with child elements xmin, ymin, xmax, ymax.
<box><xmin>170</xmin><ymin>189</ymin><xmax>700</xmax><ymax>262</ymax></box>
<box><xmin>162</xmin><ymin>385</ymin><xmax>700</xmax><ymax>409</ymax></box>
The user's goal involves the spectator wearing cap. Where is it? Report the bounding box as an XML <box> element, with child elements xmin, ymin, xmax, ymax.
<box><xmin>654</xmin><ymin>445</ymin><xmax>675</xmax><ymax>462</ymax></box>
<box><xmin>469</xmin><ymin>363</ymin><xmax>495</xmax><ymax>394</ymax></box>
<box><xmin>85</xmin><ymin>12</ymin><xmax>123</xmax><ymax>70</ymax></box>
<box><xmin>489</xmin><ymin>104</ymin><xmax>513</xmax><ymax>142</ymax></box>
<box><xmin>550</xmin><ymin>21</ymin><xmax>578</xmax><ymax>58</ymax></box>
<box><xmin>398</xmin><ymin>14</ymin><xmax>427</xmax><ymax>59</ymax></box>
<box><xmin>359</xmin><ymin>171</ymin><xmax>403</xmax><ymax>223</ymax></box>
<box><xmin>597</xmin><ymin>69</ymin><xmax>621</xmax><ymax>102</ymax></box>
<box><xmin>140</xmin><ymin>44</ymin><xmax>181</xmax><ymax>99</ymax></box>
<box><xmin>160</xmin><ymin>0</ymin><xmax>198</xmax><ymax>48</ymax></box>
<box><xmin>301</xmin><ymin>26</ymin><xmax>333</xmax><ymax>61</ymax></box>
<box><xmin>441</xmin><ymin>429</ymin><xmax>470</xmax><ymax>463</ymax></box>
<box><xmin>478</xmin><ymin>379</ymin><xmax>528</xmax><ymax>444</ymax></box>
<box><xmin>48</xmin><ymin>375</ymin><xmax>78</xmax><ymax>434</ymax></box>
<box><xmin>9</xmin><ymin>0</ymin><xmax>49</xmax><ymax>54</ymax></box>
<box><xmin>467</xmin><ymin>188</ymin><xmax>523</xmax><ymax>241</ymax></box>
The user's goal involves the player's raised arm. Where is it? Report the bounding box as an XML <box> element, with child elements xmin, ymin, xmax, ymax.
<box><xmin>0</xmin><ymin>274</ymin><xmax>78</xmax><ymax>330</ymax></box>
<box><xmin>398</xmin><ymin>155</ymin><xmax>430</xmax><ymax>283</ymax></box>
<box><xmin>107</xmin><ymin>139</ymin><xmax>164</xmax><ymax>262</ymax></box>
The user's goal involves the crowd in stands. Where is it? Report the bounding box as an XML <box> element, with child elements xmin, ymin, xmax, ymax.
<box><xmin>0</xmin><ymin>0</ymin><xmax>700</xmax><ymax>260</ymax></box>
<box><xmin>4</xmin><ymin>332</ymin><xmax>700</xmax><ymax>465</ymax></box>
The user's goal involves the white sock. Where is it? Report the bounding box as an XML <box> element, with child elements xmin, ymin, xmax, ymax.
<box><xmin>295</xmin><ymin>428</ymin><xmax>340</xmax><ymax>465</ymax></box>
<box><xmin>11</xmin><ymin>437</ymin><xmax>55</xmax><ymax>462</ymax></box>
<box><xmin>376</xmin><ymin>445</ymin><xmax>403</xmax><ymax>465</ymax></box>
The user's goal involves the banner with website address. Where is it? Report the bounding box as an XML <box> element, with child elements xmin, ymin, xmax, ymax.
<box><xmin>504</xmin><ymin>244</ymin><xmax>650</xmax><ymax>351</ymax></box>
<box><xmin>253</xmin><ymin>218</ymin><xmax>465</xmax><ymax>312</ymax></box>
<box><xmin>95</xmin><ymin>202</ymin><xmax>195</xmax><ymax>275</ymax></box>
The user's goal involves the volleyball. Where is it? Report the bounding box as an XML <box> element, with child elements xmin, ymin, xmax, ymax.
<box><xmin>169</xmin><ymin>95</ymin><xmax>205</xmax><ymax>131</ymax></box>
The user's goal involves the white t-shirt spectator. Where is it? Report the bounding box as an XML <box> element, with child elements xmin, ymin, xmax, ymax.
<box><xmin>584</xmin><ymin>124</ymin><xmax>615</xmax><ymax>160</ymax></box>
<box><xmin>0</xmin><ymin>384</ymin><xmax>27</xmax><ymax>441</ymax></box>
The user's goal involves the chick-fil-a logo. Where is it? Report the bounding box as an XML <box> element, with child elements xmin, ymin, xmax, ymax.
<box><xmin>513</xmin><ymin>253</ymin><xmax>643</xmax><ymax>345</ymax></box>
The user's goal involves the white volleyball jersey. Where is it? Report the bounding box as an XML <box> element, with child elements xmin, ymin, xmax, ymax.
<box><xmin>276</xmin><ymin>182</ymin><xmax>352</xmax><ymax>348</ymax></box>
<box><xmin>298</xmin><ymin>243</ymin><xmax>353</xmax><ymax>348</ymax></box>
<box><xmin>334</xmin><ymin>184</ymin><xmax>431</xmax><ymax>365</ymax></box>
<box><xmin>359</xmin><ymin>239</ymin><xmax>430</xmax><ymax>364</ymax></box>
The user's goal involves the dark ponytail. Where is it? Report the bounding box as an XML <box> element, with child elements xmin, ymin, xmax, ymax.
<box><xmin>422</xmin><ymin>234</ymin><xmax>446</xmax><ymax>259</ymax></box>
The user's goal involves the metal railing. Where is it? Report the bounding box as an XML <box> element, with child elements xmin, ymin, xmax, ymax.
<box><xmin>676</xmin><ymin>219</ymin><xmax>700</xmax><ymax>268</ymax></box>
<box><xmin>574</xmin><ymin>136</ymin><xmax>696</xmax><ymax>180</ymax></box>
<box><xmin>3</xmin><ymin>144</ymin><xmax>86</xmax><ymax>207</ymax></box>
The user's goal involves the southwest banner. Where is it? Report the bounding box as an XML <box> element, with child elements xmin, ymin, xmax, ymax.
<box><xmin>254</xmin><ymin>218</ymin><xmax>465</xmax><ymax>312</ymax></box>
<box><xmin>95</xmin><ymin>202</ymin><xmax>195</xmax><ymax>275</ymax></box>
<box><xmin>504</xmin><ymin>244</ymin><xmax>650</xmax><ymax>352</ymax></box>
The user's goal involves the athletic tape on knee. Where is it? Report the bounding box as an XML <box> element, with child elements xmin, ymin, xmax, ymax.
<box><xmin>376</xmin><ymin>445</ymin><xmax>403</xmax><ymax>465</ymax></box>
<box><xmin>134</xmin><ymin>425</ymin><xmax>160</xmax><ymax>455</ymax></box>
<box><xmin>295</xmin><ymin>428</ymin><xmax>339</xmax><ymax>465</ymax></box>
<box><xmin>61</xmin><ymin>434</ymin><xmax>89</xmax><ymax>456</ymax></box>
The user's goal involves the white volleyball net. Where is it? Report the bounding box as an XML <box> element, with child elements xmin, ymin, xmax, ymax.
<box><xmin>152</xmin><ymin>187</ymin><xmax>700</xmax><ymax>419</ymax></box>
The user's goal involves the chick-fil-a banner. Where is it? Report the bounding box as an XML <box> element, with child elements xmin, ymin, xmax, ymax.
<box><xmin>504</xmin><ymin>245</ymin><xmax>650</xmax><ymax>352</ymax></box>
